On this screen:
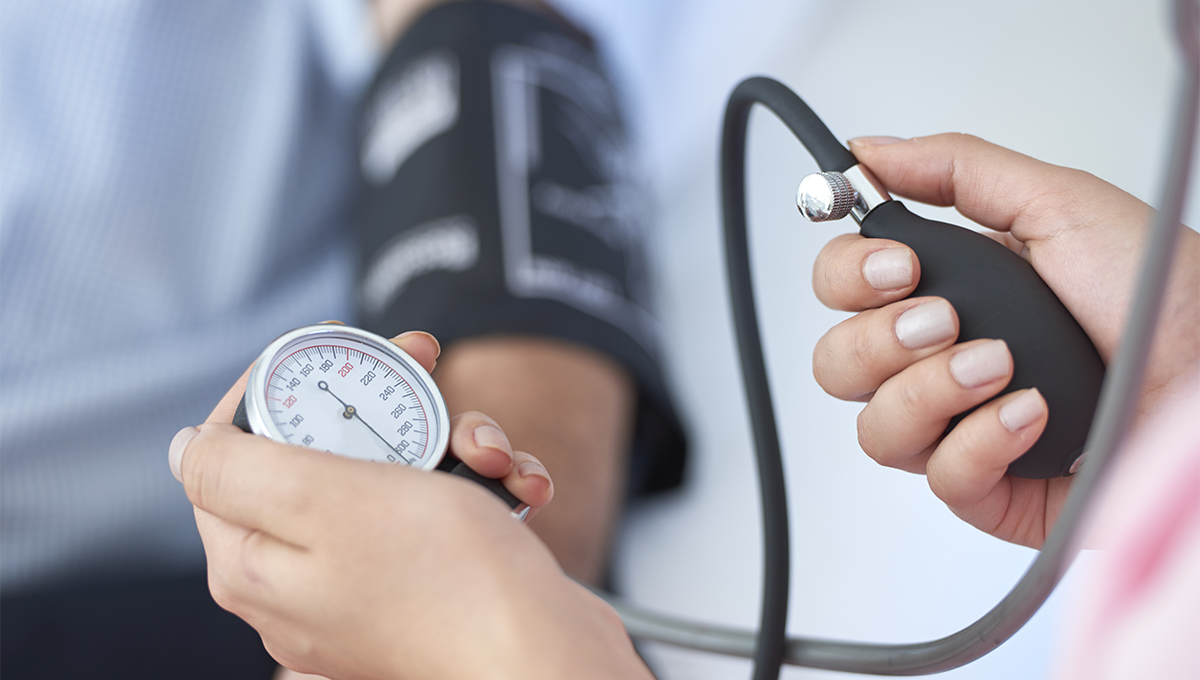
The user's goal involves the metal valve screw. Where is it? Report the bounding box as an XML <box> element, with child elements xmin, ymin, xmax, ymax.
<box><xmin>796</xmin><ymin>171</ymin><xmax>857</xmax><ymax>222</ymax></box>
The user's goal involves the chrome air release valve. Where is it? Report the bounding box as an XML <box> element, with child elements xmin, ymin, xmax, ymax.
<box><xmin>795</xmin><ymin>171</ymin><xmax>856</xmax><ymax>222</ymax></box>
<box><xmin>796</xmin><ymin>166</ymin><xmax>893</xmax><ymax>225</ymax></box>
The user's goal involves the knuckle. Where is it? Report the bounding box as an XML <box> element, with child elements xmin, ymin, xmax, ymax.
<box><xmin>848</xmin><ymin>321</ymin><xmax>882</xmax><ymax>377</ymax></box>
<box><xmin>948</xmin><ymin>424</ymin><xmax>987</xmax><ymax>469</ymax></box>
<box><xmin>261</xmin><ymin>641</ymin><xmax>295</xmax><ymax>672</ymax></box>
<box><xmin>287</xmin><ymin>631</ymin><xmax>318</xmax><ymax>659</ymax></box>
<box><xmin>928</xmin><ymin>434</ymin><xmax>994</xmax><ymax>508</ymax></box>
<box><xmin>925</xmin><ymin>461</ymin><xmax>953</xmax><ymax>503</ymax></box>
<box><xmin>811</xmin><ymin>336</ymin><xmax>839</xmax><ymax>395</ymax></box>
<box><xmin>186</xmin><ymin>440</ymin><xmax>223</xmax><ymax>510</ymax></box>
<box><xmin>813</xmin><ymin>237</ymin><xmax>860</xmax><ymax>310</ymax></box>
<box><xmin>207</xmin><ymin>571</ymin><xmax>237</xmax><ymax>614</ymax></box>
<box><xmin>926</xmin><ymin>455</ymin><xmax>975</xmax><ymax>509</ymax></box>
<box><xmin>856</xmin><ymin>406</ymin><xmax>888</xmax><ymax>466</ymax></box>
<box><xmin>820</xmin><ymin>277</ymin><xmax>849</xmax><ymax>313</ymax></box>
<box><xmin>274</xmin><ymin>472</ymin><xmax>321</xmax><ymax>522</ymax></box>
<box><xmin>266</xmin><ymin>631</ymin><xmax>320</xmax><ymax>674</ymax></box>
<box><xmin>240</xmin><ymin>529</ymin><xmax>273</xmax><ymax>583</ymax></box>
<box><xmin>814</xmin><ymin>317</ymin><xmax>883</xmax><ymax>400</ymax></box>
<box><xmin>894</xmin><ymin>375</ymin><xmax>930</xmax><ymax>420</ymax></box>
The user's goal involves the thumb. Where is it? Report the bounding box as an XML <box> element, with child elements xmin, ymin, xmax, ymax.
<box><xmin>170</xmin><ymin>422</ymin><xmax>335</xmax><ymax>546</ymax></box>
<box><xmin>846</xmin><ymin>133</ymin><xmax>1150</xmax><ymax>243</ymax></box>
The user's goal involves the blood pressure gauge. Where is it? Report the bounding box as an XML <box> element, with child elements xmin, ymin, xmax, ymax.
<box><xmin>233</xmin><ymin>323</ymin><xmax>524</xmax><ymax>516</ymax></box>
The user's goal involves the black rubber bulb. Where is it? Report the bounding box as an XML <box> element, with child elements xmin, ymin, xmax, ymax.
<box><xmin>859</xmin><ymin>201</ymin><xmax>1105</xmax><ymax>479</ymax></box>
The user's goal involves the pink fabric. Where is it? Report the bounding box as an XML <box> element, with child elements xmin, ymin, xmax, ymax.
<box><xmin>1053</xmin><ymin>371</ymin><xmax>1200</xmax><ymax>680</ymax></box>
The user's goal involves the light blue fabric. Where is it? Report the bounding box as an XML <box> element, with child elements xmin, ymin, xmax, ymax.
<box><xmin>0</xmin><ymin>0</ymin><xmax>375</xmax><ymax>590</ymax></box>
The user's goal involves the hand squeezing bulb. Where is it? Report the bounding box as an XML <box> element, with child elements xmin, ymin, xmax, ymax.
<box><xmin>797</xmin><ymin>167</ymin><xmax>1105</xmax><ymax>478</ymax></box>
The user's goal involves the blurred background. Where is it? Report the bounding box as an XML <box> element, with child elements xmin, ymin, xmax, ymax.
<box><xmin>553</xmin><ymin>0</ymin><xmax>1196</xmax><ymax>678</ymax></box>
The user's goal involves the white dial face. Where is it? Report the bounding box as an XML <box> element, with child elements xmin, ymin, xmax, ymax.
<box><xmin>247</xmin><ymin>327</ymin><xmax>448</xmax><ymax>470</ymax></box>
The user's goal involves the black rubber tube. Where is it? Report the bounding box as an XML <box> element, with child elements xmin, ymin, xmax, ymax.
<box><xmin>709</xmin><ymin>40</ymin><xmax>1197</xmax><ymax>675</ymax></box>
<box><xmin>721</xmin><ymin>75</ymin><xmax>853</xmax><ymax>680</ymax></box>
<box><xmin>727</xmin><ymin>77</ymin><xmax>858</xmax><ymax>174</ymax></box>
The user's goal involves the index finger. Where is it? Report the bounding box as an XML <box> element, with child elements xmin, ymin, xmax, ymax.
<box><xmin>812</xmin><ymin>233</ymin><xmax>920</xmax><ymax>312</ymax></box>
<box><xmin>846</xmin><ymin>134</ymin><xmax>1146</xmax><ymax>241</ymax></box>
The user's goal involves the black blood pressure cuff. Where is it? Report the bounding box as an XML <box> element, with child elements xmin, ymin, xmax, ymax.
<box><xmin>354</xmin><ymin>1</ymin><xmax>686</xmax><ymax>494</ymax></box>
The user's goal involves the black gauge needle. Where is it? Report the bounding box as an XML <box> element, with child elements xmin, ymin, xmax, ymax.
<box><xmin>317</xmin><ymin>381</ymin><xmax>398</xmax><ymax>453</ymax></box>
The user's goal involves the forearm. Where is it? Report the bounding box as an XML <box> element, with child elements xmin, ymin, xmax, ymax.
<box><xmin>434</xmin><ymin>336</ymin><xmax>636</xmax><ymax>584</ymax></box>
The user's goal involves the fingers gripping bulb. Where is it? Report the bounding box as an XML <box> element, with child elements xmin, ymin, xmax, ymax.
<box><xmin>796</xmin><ymin>171</ymin><xmax>856</xmax><ymax>222</ymax></box>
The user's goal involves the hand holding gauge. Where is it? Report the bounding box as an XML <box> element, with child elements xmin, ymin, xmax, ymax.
<box><xmin>168</xmin><ymin>327</ymin><xmax>573</xmax><ymax>680</ymax></box>
<box><xmin>232</xmin><ymin>323</ymin><xmax>530</xmax><ymax>519</ymax></box>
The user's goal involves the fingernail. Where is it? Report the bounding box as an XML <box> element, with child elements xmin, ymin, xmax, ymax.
<box><xmin>949</xmin><ymin>340</ymin><xmax>1011</xmax><ymax>388</ymax></box>
<box><xmin>517</xmin><ymin>461</ymin><xmax>549</xmax><ymax>482</ymax></box>
<box><xmin>999</xmin><ymin>389</ymin><xmax>1046</xmax><ymax>433</ymax></box>
<box><xmin>473</xmin><ymin>424</ymin><xmax>511</xmax><ymax>453</ymax></box>
<box><xmin>864</xmin><ymin>248</ymin><xmax>914</xmax><ymax>290</ymax></box>
<box><xmin>848</xmin><ymin>136</ymin><xmax>906</xmax><ymax>149</ymax></box>
<box><xmin>894</xmin><ymin>299</ymin><xmax>956</xmax><ymax>349</ymax></box>
<box><xmin>397</xmin><ymin>330</ymin><xmax>441</xmax><ymax>359</ymax></box>
<box><xmin>169</xmin><ymin>427</ymin><xmax>199</xmax><ymax>483</ymax></box>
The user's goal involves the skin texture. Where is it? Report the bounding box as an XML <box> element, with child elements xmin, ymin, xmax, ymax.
<box><xmin>811</xmin><ymin>133</ymin><xmax>1199</xmax><ymax>548</ymax></box>
<box><xmin>176</xmin><ymin>332</ymin><xmax>653</xmax><ymax>680</ymax></box>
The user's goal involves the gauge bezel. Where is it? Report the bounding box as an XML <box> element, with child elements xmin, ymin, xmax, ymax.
<box><xmin>242</xmin><ymin>324</ymin><xmax>450</xmax><ymax>472</ymax></box>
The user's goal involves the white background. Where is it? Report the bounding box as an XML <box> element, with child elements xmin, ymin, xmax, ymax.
<box><xmin>554</xmin><ymin>1</ymin><xmax>1197</xmax><ymax>678</ymax></box>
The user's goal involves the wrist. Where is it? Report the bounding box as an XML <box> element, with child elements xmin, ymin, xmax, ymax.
<box><xmin>499</xmin><ymin>581</ymin><xmax>653</xmax><ymax>680</ymax></box>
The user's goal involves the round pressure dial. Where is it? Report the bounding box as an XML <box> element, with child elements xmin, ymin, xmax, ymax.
<box><xmin>234</xmin><ymin>324</ymin><xmax>523</xmax><ymax>514</ymax></box>
<box><xmin>237</xmin><ymin>324</ymin><xmax>449</xmax><ymax>469</ymax></box>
